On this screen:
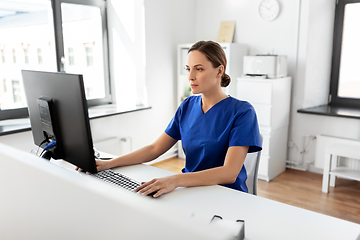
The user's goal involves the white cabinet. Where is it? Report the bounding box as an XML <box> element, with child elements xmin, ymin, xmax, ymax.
<box><xmin>237</xmin><ymin>77</ymin><xmax>292</xmax><ymax>181</ymax></box>
<box><xmin>177</xmin><ymin>43</ymin><xmax>248</xmax><ymax>159</ymax></box>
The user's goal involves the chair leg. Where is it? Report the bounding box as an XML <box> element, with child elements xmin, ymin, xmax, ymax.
<box><xmin>322</xmin><ymin>153</ymin><xmax>332</xmax><ymax>193</ymax></box>
<box><xmin>329</xmin><ymin>155</ymin><xmax>338</xmax><ymax>187</ymax></box>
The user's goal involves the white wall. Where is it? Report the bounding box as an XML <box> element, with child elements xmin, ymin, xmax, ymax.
<box><xmin>194</xmin><ymin>0</ymin><xmax>300</xmax><ymax>79</ymax></box>
<box><xmin>87</xmin><ymin>0</ymin><xmax>196</xmax><ymax>156</ymax></box>
<box><xmin>288</xmin><ymin>0</ymin><xmax>338</xmax><ymax>170</ymax></box>
<box><xmin>193</xmin><ymin>0</ymin><xmax>303</xmax><ymax>163</ymax></box>
<box><xmin>287</xmin><ymin>0</ymin><xmax>360</xmax><ymax>171</ymax></box>
<box><xmin>193</xmin><ymin>0</ymin><xmax>360</xmax><ymax>172</ymax></box>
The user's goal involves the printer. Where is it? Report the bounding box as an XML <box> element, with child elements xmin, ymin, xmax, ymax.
<box><xmin>243</xmin><ymin>55</ymin><xmax>287</xmax><ymax>78</ymax></box>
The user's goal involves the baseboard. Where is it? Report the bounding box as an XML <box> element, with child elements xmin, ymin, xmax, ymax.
<box><xmin>286</xmin><ymin>160</ymin><xmax>325</xmax><ymax>175</ymax></box>
<box><xmin>307</xmin><ymin>165</ymin><xmax>323</xmax><ymax>175</ymax></box>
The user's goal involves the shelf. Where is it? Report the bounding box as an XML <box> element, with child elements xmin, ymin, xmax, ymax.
<box><xmin>0</xmin><ymin>105</ymin><xmax>151</xmax><ymax>136</ymax></box>
<box><xmin>330</xmin><ymin>167</ymin><xmax>360</xmax><ymax>182</ymax></box>
<box><xmin>298</xmin><ymin>104</ymin><xmax>360</xmax><ymax>120</ymax></box>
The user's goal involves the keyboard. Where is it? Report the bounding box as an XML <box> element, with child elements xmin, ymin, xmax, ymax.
<box><xmin>92</xmin><ymin>169</ymin><xmax>141</xmax><ymax>192</ymax></box>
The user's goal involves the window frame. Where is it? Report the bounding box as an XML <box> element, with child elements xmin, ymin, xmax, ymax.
<box><xmin>53</xmin><ymin>0</ymin><xmax>111</xmax><ymax>107</ymax></box>
<box><xmin>329</xmin><ymin>0</ymin><xmax>360</xmax><ymax>107</ymax></box>
<box><xmin>0</xmin><ymin>0</ymin><xmax>111</xmax><ymax>120</ymax></box>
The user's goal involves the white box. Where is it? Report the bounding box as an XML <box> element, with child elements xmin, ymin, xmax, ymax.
<box><xmin>243</xmin><ymin>55</ymin><xmax>287</xmax><ymax>78</ymax></box>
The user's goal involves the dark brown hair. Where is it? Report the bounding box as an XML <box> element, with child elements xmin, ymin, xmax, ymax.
<box><xmin>188</xmin><ymin>40</ymin><xmax>230</xmax><ymax>87</ymax></box>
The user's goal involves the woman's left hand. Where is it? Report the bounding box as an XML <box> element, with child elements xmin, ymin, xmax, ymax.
<box><xmin>135</xmin><ymin>175</ymin><xmax>178</xmax><ymax>198</ymax></box>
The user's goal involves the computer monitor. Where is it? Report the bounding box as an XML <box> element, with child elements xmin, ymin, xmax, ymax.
<box><xmin>22</xmin><ymin>70</ymin><xmax>97</xmax><ymax>173</ymax></box>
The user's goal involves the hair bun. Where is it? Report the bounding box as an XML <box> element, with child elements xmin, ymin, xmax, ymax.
<box><xmin>221</xmin><ymin>74</ymin><xmax>231</xmax><ymax>87</ymax></box>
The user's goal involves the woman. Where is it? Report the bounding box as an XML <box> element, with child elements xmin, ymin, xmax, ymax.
<box><xmin>94</xmin><ymin>40</ymin><xmax>262</xmax><ymax>198</ymax></box>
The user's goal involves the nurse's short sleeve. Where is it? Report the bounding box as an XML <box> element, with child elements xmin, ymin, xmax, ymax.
<box><xmin>165</xmin><ymin>104</ymin><xmax>182</xmax><ymax>140</ymax></box>
<box><xmin>229</xmin><ymin>103</ymin><xmax>262</xmax><ymax>153</ymax></box>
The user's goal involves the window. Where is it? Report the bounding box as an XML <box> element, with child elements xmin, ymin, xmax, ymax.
<box><xmin>68</xmin><ymin>48</ymin><xmax>74</xmax><ymax>65</ymax></box>
<box><xmin>1</xmin><ymin>49</ymin><xmax>4</xmax><ymax>63</ymax></box>
<box><xmin>24</xmin><ymin>48</ymin><xmax>29</xmax><ymax>64</ymax></box>
<box><xmin>12</xmin><ymin>49</ymin><xmax>16</xmax><ymax>63</ymax></box>
<box><xmin>330</xmin><ymin>0</ymin><xmax>360</xmax><ymax>107</ymax></box>
<box><xmin>0</xmin><ymin>0</ymin><xmax>110</xmax><ymax>120</ymax></box>
<box><xmin>12</xmin><ymin>80</ymin><xmax>21</xmax><ymax>104</ymax></box>
<box><xmin>85</xmin><ymin>46</ymin><xmax>94</xmax><ymax>66</ymax></box>
<box><xmin>37</xmin><ymin>48</ymin><xmax>43</xmax><ymax>64</ymax></box>
<box><xmin>1</xmin><ymin>79</ymin><xmax>6</xmax><ymax>109</ymax></box>
<box><xmin>0</xmin><ymin>0</ymin><xmax>56</xmax><ymax>119</ymax></box>
<box><xmin>3</xmin><ymin>79</ymin><xmax>7</xmax><ymax>93</ymax></box>
<box><xmin>60</xmin><ymin>2</ymin><xmax>108</xmax><ymax>101</ymax></box>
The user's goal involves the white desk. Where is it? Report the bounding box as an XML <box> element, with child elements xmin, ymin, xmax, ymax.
<box><xmin>2</xmin><ymin>144</ymin><xmax>360</xmax><ymax>240</ymax></box>
<box><xmin>1</xmin><ymin>147</ymin><xmax>232</xmax><ymax>240</ymax></box>
<box><xmin>113</xmin><ymin>164</ymin><xmax>360</xmax><ymax>240</ymax></box>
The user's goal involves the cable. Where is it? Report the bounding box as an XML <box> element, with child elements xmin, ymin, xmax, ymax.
<box><xmin>36</xmin><ymin>138</ymin><xmax>49</xmax><ymax>155</ymax></box>
<box><xmin>40</xmin><ymin>141</ymin><xmax>57</xmax><ymax>157</ymax></box>
<box><xmin>44</xmin><ymin>141</ymin><xmax>56</xmax><ymax>150</ymax></box>
<box><xmin>301</xmin><ymin>135</ymin><xmax>316</xmax><ymax>155</ymax></box>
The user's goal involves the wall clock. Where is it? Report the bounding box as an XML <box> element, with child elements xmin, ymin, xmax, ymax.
<box><xmin>259</xmin><ymin>0</ymin><xmax>280</xmax><ymax>21</ymax></box>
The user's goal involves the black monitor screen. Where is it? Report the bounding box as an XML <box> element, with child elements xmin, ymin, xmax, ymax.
<box><xmin>22</xmin><ymin>70</ymin><xmax>97</xmax><ymax>173</ymax></box>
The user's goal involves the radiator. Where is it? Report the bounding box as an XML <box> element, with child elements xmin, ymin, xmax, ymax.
<box><xmin>315</xmin><ymin>135</ymin><xmax>360</xmax><ymax>170</ymax></box>
<box><xmin>93</xmin><ymin>137</ymin><xmax>132</xmax><ymax>157</ymax></box>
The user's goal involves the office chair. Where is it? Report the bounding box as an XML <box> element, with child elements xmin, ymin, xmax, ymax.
<box><xmin>244</xmin><ymin>135</ymin><xmax>263</xmax><ymax>195</ymax></box>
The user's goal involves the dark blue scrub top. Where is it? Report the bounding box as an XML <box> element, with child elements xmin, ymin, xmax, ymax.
<box><xmin>165</xmin><ymin>95</ymin><xmax>262</xmax><ymax>193</ymax></box>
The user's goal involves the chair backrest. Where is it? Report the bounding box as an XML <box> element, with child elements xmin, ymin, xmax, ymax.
<box><xmin>244</xmin><ymin>136</ymin><xmax>262</xmax><ymax>195</ymax></box>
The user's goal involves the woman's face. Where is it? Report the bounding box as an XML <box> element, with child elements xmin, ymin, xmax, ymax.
<box><xmin>186</xmin><ymin>50</ymin><xmax>223</xmax><ymax>95</ymax></box>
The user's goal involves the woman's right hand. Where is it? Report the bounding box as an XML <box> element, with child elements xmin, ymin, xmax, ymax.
<box><xmin>74</xmin><ymin>158</ymin><xmax>113</xmax><ymax>173</ymax></box>
<box><xmin>95</xmin><ymin>158</ymin><xmax>113</xmax><ymax>172</ymax></box>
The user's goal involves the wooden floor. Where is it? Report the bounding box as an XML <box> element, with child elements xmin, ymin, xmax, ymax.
<box><xmin>151</xmin><ymin>157</ymin><xmax>360</xmax><ymax>224</ymax></box>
